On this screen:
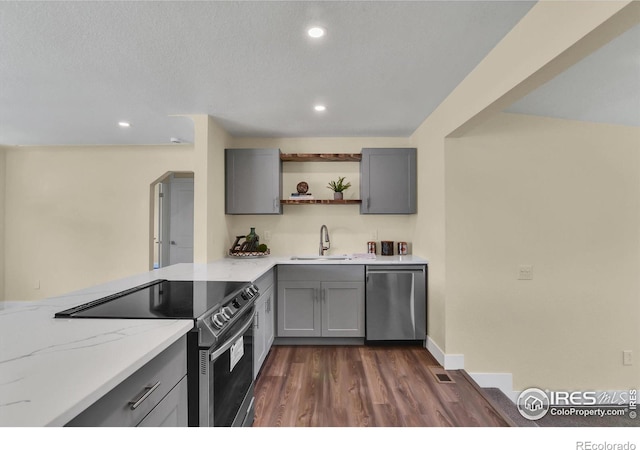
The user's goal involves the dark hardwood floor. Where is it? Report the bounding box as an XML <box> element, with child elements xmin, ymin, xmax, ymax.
<box><xmin>253</xmin><ymin>345</ymin><xmax>510</xmax><ymax>427</ymax></box>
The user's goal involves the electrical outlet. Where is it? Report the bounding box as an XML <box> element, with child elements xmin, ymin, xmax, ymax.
<box><xmin>623</xmin><ymin>350</ymin><xmax>633</xmax><ymax>366</ymax></box>
<box><xmin>518</xmin><ymin>265</ymin><xmax>533</xmax><ymax>280</ymax></box>
<box><xmin>370</xmin><ymin>229</ymin><xmax>378</xmax><ymax>240</ymax></box>
<box><xmin>263</xmin><ymin>230</ymin><xmax>272</xmax><ymax>242</ymax></box>
<box><xmin>34</xmin><ymin>280</ymin><xmax>40</xmax><ymax>290</ymax></box>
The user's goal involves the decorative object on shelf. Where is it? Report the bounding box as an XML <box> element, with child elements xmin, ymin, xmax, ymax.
<box><xmin>397</xmin><ymin>242</ymin><xmax>408</xmax><ymax>255</ymax></box>
<box><xmin>290</xmin><ymin>183</ymin><xmax>314</xmax><ymax>200</ymax></box>
<box><xmin>381</xmin><ymin>241</ymin><xmax>394</xmax><ymax>256</ymax></box>
<box><xmin>229</xmin><ymin>228</ymin><xmax>270</xmax><ymax>257</ymax></box>
<box><xmin>367</xmin><ymin>241</ymin><xmax>377</xmax><ymax>254</ymax></box>
<box><xmin>327</xmin><ymin>176</ymin><xmax>352</xmax><ymax>200</ymax></box>
<box><xmin>296</xmin><ymin>181</ymin><xmax>309</xmax><ymax>194</ymax></box>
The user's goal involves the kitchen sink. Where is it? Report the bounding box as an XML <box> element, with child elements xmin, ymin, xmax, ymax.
<box><xmin>290</xmin><ymin>255</ymin><xmax>352</xmax><ymax>261</ymax></box>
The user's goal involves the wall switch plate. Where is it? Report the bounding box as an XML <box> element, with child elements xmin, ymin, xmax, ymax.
<box><xmin>518</xmin><ymin>265</ymin><xmax>534</xmax><ymax>280</ymax></box>
<box><xmin>34</xmin><ymin>280</ymin><xmax>40</xmax><ymax>290</ymax></box>
<box><xmin>623</xmin><ymin>350</ymin><xmax>633</xmax><ymax>366</ymax></box>
<box><xmin>263</xmin><ymin>230</ymin><xmax>272</xmax><ymax>242</ymax></box>
<box><xmin>370</xmin><ymin>229</ymin><xmax>378</xmax><ymax>240</ymax></box>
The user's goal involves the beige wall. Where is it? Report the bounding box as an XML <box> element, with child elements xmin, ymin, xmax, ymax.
<box><xmin>4</xmin><ymin>145</ymin><xmax>194</xmax><ymax>301</ymax></box>
<box><xmin>410</xmin><ymin>0</ymin><xmax>637</xmax><ymax>356</ymax></box>
<box><xmin>225</xmin><ymin>137</ymin><xmax>415</xmax><ymax>256</ymax></box>
<box><xmin>192</xmin><ymin>115</ymin><xmax>233</xmax><ymax>263</ymax></box>
<box><xmin>445</xmin><ymin>113</ymin><xmax>639</xmax><ymax>390</ymax></box>
<box><xmin>0</xmin><ymin>147</ymin><xmax>5</xmax><ymax>302</ymax></box>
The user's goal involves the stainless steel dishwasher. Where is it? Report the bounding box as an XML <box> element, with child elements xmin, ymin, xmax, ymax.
<box><xmin>365</xmin><ymin>265</ymin><xmax>426</xmax><ymax>342</ymax></box>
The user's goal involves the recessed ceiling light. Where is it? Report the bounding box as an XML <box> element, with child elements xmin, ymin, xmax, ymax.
<box><xmin>314</xmin><ymin>105</ymin><xmax>326</xmax><ymax>112</ymax></box>
<box><xmin>118</xmin><ymin>121</ymin><xmax>131</xmax><ymax>128</ymax></box>
<box><xmin>307</xmin><ymin>27</ymin><xmax>325</xmax><ymax>38</ymax></box>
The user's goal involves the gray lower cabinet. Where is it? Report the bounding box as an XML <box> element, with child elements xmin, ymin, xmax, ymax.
<box><xmin>360</xmin><ymin>148</ymin><xmax>417</xmax><ymax>214</ymax></box>
<box><xmin>277</xmin><ymin>265</ymin><xmax>364</xmax><ymax>338</ymax></box>
<box><xmin>225</xmin><ymin>148</ymin><xmax>282</xmax><ymax>215</ymax></box>
<box><xmin>253</xmin><ymin>269</ymin><xmax>275</xmax><ymax>378</ymax></box>
<box><xmin>254</xmin><ymin>284</ymin><xmax>275</xmax><ymax>378</ymax></box>
<box><xmin>66</xmin><ymin>336</ymin><xmax>187</xmax><ymax>427</ymax></box>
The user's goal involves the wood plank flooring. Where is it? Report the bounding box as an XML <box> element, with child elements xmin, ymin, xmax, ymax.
<box><xmin>253</xmin><ymin>345</ymin><xmax>510</xmax><ymax>427</ymax></box>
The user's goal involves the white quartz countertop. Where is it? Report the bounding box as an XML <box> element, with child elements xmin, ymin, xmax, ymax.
<box><xmin>0</xmin><ymin>254</ymin><xmax>427</xmax><ymax>426</ymax></box>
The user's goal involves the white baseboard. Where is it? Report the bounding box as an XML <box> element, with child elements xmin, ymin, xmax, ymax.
<box><xmin>469</xmin><ymin>372</ymin><xmax>518</xmax><ymax>403</ymax></box>
<box><xmin>424</xmin><ymin>338</ymin><xmax>633</xmax><ymax>407</ymax></box>
<box><xmin>425</xmin><ymin>335</ymin><xmax>465</xmax><ymax>370</ymax></box>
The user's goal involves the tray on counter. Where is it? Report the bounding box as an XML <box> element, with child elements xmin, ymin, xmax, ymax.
<box><xmin>228</xmin><ymin>249</ymin><xmax>271</xmax><ymax>258</ymax></box>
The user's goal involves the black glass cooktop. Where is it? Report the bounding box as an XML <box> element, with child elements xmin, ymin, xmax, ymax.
<box><xmin>55</xmin><ymin>280</ymin><xmax>249</xmax><ymax>320</ymax></box>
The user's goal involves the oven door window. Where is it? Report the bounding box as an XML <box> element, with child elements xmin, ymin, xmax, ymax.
<box><xmin>212</xmin><ymin>310</ymin><xmax>254</xmax><ymax>427</ymax></box>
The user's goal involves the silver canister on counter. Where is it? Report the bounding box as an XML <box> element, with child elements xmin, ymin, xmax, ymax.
<box><xmin>381</xmin><ymin>241</ymin><xmax>394</xmax><ymax>256</ymax></box>
<box><xmin>397</xmin><ymin>242</ymin><xmax>408</xmax><ymax>255</ymax></box>
<box><xmin>367</xmin><ymin>241</ymin><xmax>377</xmax><ymax>254</ymax></box>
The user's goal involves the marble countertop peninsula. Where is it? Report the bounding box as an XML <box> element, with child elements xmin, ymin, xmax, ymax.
<box><xmin>0</xmin><ymin>254</ymin><xmax>427</xmax><ymax>426</ymax></box>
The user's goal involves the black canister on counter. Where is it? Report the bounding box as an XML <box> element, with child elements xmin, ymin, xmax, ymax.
<box><xmin>381</xmin><ymin>241</ymin><xmax>394</xmax><ymax>256</ymax></box>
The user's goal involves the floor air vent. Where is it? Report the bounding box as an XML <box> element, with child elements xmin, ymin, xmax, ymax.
<box><xmin>428</xmin><ymin>366</ymin><xmax>456</xmax><ymax>384</ymax></box>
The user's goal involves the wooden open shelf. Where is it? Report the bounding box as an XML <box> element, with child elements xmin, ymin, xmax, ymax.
<box><xmin>280</xmin><ymin>153</ymin><xmax>362</xmax><ymax>162</ymax></box>
<box><xmin>281</xmin><ymin>199</ymin><xmax>362</xmax><ymax>205</ymax></box>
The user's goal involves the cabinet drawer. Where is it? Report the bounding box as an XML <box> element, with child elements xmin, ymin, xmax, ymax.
<box><xmin>137</xmin><ymin>376</ymin><xmax>187</xmax><ymax>427</ymax></box>
<box><xmin>67</xmin><ymin>336</ymin><xmax>187</xmax><ymax>427</ymax></box>
<box><xmin>278</xmin><ymin>265</ymin><xmax>363</xmax><ymax>282</ymax></box>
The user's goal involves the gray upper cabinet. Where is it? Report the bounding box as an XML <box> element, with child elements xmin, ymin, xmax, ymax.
<box><xmin>225</xmin><ymin>148</ymin><xmax>282</xmax><ymax>215</ymax></box>
<box><xmin>360</xmin><ymin>148</ymin><xmax>417</xmax><ymax>214</ymax></box>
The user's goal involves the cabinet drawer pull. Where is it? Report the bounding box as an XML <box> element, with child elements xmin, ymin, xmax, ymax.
<box><xmin>129</xmin><ymin>381</ymin><xmax>161</xmax><ymax>410</ymax></box>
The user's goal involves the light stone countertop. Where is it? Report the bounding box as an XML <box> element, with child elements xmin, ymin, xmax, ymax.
<box><xmin>0</xmin><ymin>254</ymin><xmax>427</xmax><ymax>426</ymax></box>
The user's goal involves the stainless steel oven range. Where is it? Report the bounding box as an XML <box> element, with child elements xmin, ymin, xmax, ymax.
<box><xmin>55</xmin><ymin>279</ymin><xmax>259</xmax><ymax>427</ymax></box>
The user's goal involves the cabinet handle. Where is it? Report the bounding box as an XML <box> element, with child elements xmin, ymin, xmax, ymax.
<box><xmin>129</xmin><ymin>381</ymin><xmax>161</xmax><ymax>410</ymax></box>
<box><xmin>366</xmin><ymin>197</ymin><xmax>370</xmax><ymax>210</ymax></box>
<box><xmin>274</xmin><ymin>197</ymin><xmax>279</xmax><ymax>211</ymax></box>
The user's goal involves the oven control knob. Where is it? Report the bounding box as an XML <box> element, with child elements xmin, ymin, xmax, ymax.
<box><xmin>232</xmin><ymin>299</ymin><xmax>241</xmax><ymax>309</ymax></box>
<box><xmin>211</xmin><ymin>313</ymin><xmax>225</xmax><ymax>329</ymax></box>
<box><xmin>221</xmin><ymin>307</ymin><xmax>233</xmax><ymax>320</ymax></box>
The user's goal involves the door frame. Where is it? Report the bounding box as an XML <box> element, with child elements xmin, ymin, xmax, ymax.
<box><xmin>149</xmin><ymin>171</ymin><xmax>194</xmax><ymax>270</ymax></box>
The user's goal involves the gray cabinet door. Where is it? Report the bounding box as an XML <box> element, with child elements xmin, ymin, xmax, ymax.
<box><xmin>253</xmin><ymin>293</ymin><xmax>267</xmax><ymax>379</ymax></box>
<box><xmin>264</xmin><ymin>285</ymin><xmax>275</xmax><ymax>351</ymax></box>
<box><xmin>322</xmin><ymin>282</ymin><xmax>365</xmax><ymax>337</ymax></box>
<box><xmin>277</xmin><ymin>281</ymin><xmax>321</xmax><ymax>337</ymax></box>
<box><xmin>138</xmin><ymin>377</ymin><xmax>188</xmax><ymax>427</ymax></box>
<box><xmin>225</xmin><ymin>148</ymin><xmax>282</xmax><ymax>214</ymax></box>
<box><xmin>254</xmin><ymin>284</ymin><xmax>275</xmax><ymax>378</ymax></box>
<box><xmin>360</xmin><ymin>148</ymin><xmax>416</xmax><ymax>214</ymax></box>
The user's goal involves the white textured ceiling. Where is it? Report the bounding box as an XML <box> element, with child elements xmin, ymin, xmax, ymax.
<box><xmin>0</xmin><ymin>0</ymin><xmax>537</xmax><ymax>146</ymax></box>
<box><xmin>506</xmin><ymin>23</ymin><xmax>640</xmax><ymax>127</ymax></box>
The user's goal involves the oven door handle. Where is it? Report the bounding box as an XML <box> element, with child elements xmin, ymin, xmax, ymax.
<box><xmin>209</xmin><ymin>311</ymin><xmax>254</xmax><ymax>362</ymax></box>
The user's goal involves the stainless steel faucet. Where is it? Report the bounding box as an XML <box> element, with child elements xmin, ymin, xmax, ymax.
<box><xmin>319</xmin><ymin>224</ymin><xmax>330</xmax><ymax>256</ymax></box>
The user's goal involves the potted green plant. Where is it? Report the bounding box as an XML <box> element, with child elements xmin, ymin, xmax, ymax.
<box><xmin>327</xmin><ymin>176</ymin><xmax>352</xmax><ymax>200</ymax></box>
